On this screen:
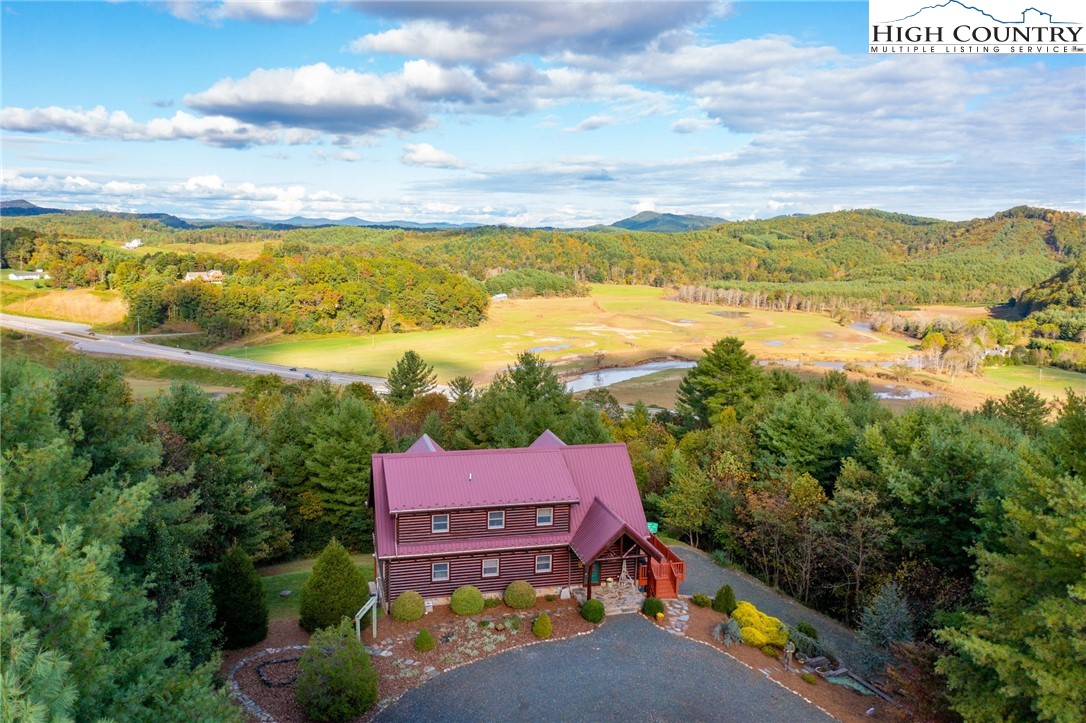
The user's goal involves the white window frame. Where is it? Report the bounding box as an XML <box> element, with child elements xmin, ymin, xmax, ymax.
<box><xmin>535</xmin><ymin>554</ymin><xmax>552</xmax><ymax>574</ymax></box>
<box><xmin>536</xmin><ymin>507</ymin><xmax>554</xmax><ymax>527</ymax></box>
<box><xmin>487</xmin><ymin>510</ymin><xmax>505</xmax><ymax>530</ymax></box>
<box><xmin>431</xmin><ymin>562</ymin><xmax>450</xmax><ymax>582</ymax></box>
<box><xmin>481</xmin><ymin>558</ymin><xmax>500</xmax><ymax>578</ymax></box>
<box><xmin>431</xmin><ymin>513</ymin><xmax>449</xmax><ymax>534</ymax></box>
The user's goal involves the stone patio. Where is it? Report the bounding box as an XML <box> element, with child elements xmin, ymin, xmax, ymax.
<box><xmin>571</xmin><ymin>580</ymin><xmax>645</xmax><ymax>615</ymax></box>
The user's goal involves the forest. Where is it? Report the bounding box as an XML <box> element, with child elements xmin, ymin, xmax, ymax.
<box><xmin>2</xmin><ymin>205</ymin><xmax>1083</xmax><ymax>342</ymax></box>
<box><xmin>2</xmin><ymin>342</ymin><xmax>1082</xmax><ymax>720</ymax></box>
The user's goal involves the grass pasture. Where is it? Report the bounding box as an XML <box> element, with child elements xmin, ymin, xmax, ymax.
<box><xmin>94</xmin><ymin>238</ymin><xmax>272</xmax><ymax>260</ymax></box>
<box><xmin>222</xmin><ymin>285</ymin><xmax>917</xmax><ymax>382</ymax></box>
<box><xmin>259</xmin><ymin>554</ymin><xmax>374</xmax><ymax>621</ymax></box>
<box><xmin>1</xmin><ymin>286</ymin><xmax>127</xmax><ymax>325</ymax></box>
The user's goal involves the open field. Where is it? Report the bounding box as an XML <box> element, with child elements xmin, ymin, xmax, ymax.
<box><xmin>1</xmin><ymin>287</ymin><xmax>127</xmax><ymax>325</ymax></box>
<box><xmin>222</xmin><ymin>285</ymin><xmax>917</xmax><ymax>382</ymax></box>
<box><xmin>259</xmin><ymin>554</ymin><xmax>374</xmax><ymax>621</ymax></box>
<box><xmin>94</xmin><ymin>238</ymin><xmax>272</xmax><ymax>260</ymax></box>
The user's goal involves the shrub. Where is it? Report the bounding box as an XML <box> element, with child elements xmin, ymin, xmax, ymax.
<box><xmin>741</xmin><ymin>626</ymin><xmax>768</xmax><ymax>647</ymax></box>
<box><xmin>732</xmin><ymin>601</ymin><xmax>788</xmax><ymax>648</ymax></box>
<box><xmin>691</xmin><ymin>594</ymin><xmax>712</xmax><ymax>608</ymax></box>
<box><xmin>642</xmin><ymin>597</ymin><xmax>665</xmax><ymax>618</ymax></box>
<box><xmin>581</xmin><ymin>599</ymin><xmax>605</xmax><ymax>624</ymax></box>
<box><xmin>503</xmin><ymin>581</ymin><xmax>536</xmax><ymax>609</ymax></box>
<box><xmin>544</xmin><ymin>593</ymin><xmax>558</xmax><ymax>602</ymax></box>
<box><xmin>483</xmin><ymin>596</ymin><xmax>502</xmax><ymax>609</ymax></box>
<box><xmin>450</xmin><ymin>585</ymin><xmax>484</xmax><ymax>616</ymax></box>
<box><xmin>718</xmin><ymin>619</ymin><xmax>743</xmax><ymax>647</ymax></box>
<box><xmin>295</xmin><ymin>620</ymin><xmax>377</xmax><ymax>722</ymax></box>
<box><xmin>787</xmin><ymin>626</ymin><xmax>839</xmax><ymax>664</ymax></box>
<box><xmin>533</xmin><ymin>612</ymin><xmax>552</xmax><ymax>639</ymax></box>
<box><xmin>299</xmin><ymin>539</ymin><xmax>368</xmax><ymax>633</ymax></box>
<box><xmin>211</xmin><ymin>546</ymin><xmax>268</xmax><ymax>649</ymax></box>
<box><xmin>710</xmin><ymin>550</ymin><xmax>731</xmax><ymax>567</ymax></box>
<box><xmin>712</xmin><ymin>584</ymin><xmax>737</xmax><ymax>615</ymax></box>
<box><xmin>801</xmin><ymin>672</ymin><xmax>818</xmax><ymax>685</ymax></box>
<box><xmin>390</xmin><ymin>591</ymin><xmax>425</xmax><ymax>622</ymax></box>
<box><xmin>761</xmin><ymin>645</ymin><xmax>781</xmax><ymax>658</ymax></box>
<box><xmin>796</xmin><ymin>621</ymin><xmax>819</xmax><ymax>640</ymax></box>
<box><xmin>414</xmin><ymin>628</ymin><xmax>435</xmax><ymax>653</ymax></box>
<box><xmin>503</xmin><ymin>615</ymin><xmax>522</xmax><ymax>632</ymax></box>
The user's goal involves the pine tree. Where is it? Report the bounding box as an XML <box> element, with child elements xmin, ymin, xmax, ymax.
<box><xmin>299</xmin><ymin>539</ymin><xmax>369</xmax><ymax>633</ymax></box>
<box><xmin>212</xmin><ymin>546</ymin><xmax>269</xmax><ymax>649</ymax></box>
<box><xmin>676</xmin><ymin>337</ymin><xmax>766</xmax><ymax>427</ymax></box>
<box><xmin>385</xmin><ymin>351</ymin><xmax>436</xmax><ymax>404</ymax></box>
<box><xmin>858</xmin><ymin>582</ymin><xmax>914</xmax><ymax>676</ymax></box>
<box><xmin>996</xmin><ymin>386</ymin><xmax>1048</xmax><ymax>436</ymax></box>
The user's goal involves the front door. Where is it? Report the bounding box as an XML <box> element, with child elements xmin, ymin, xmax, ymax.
<box><xmin>584</xmin><ymin>562</ymin><xmax>601</xmax><ymax>585</ymax></box>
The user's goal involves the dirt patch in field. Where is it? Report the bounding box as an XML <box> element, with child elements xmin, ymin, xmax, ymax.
<box><xmin>5</xmin><ymin>289</ymin><xmax>126</xmax><ymax>324</ymax></box>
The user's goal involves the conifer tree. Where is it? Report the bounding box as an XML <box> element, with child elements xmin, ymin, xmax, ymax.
<box><xmin>213</xmin><ymin>546</ymin><xmax>269</xmax><ymax>649</ymax></box>
<box><xmin>385</xmin><ymin>351</ymin><xmax>436</xmax><ymax>404</ymax></box>
<box><xmin>299</xmin><ymin>539</ymin><xmax>368</xmax><ymax>633</ymax></box>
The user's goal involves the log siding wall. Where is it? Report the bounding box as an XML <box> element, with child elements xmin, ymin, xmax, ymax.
<box><xmin>396</xmin><ymin>504</ymin><xmax>571</xmax><ymax>544</ymax></box>
<box><xmin>386</xmin><ymin>547</ymin><xmax>573</xmax><ymax>600</ymax></box>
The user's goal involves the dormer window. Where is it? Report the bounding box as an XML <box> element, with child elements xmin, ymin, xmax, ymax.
<box><xmin>488</xmin><ymin>510</ymin><xmax>505</xmax><ymax>530</ymax></box>
<box><xmin>536</xmin><ymin>507</ymin><xmax>553</xmax><ymax>526</ymax></box>
<box><xmin>431</xmin><ymin>513</ymin><xmax>449</xmax><ymax>534</ymax></box>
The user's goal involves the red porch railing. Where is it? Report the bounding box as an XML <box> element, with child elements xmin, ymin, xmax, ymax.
<box><xmin>636</xmin><ymin>533</ymin><xmax>685</xmax><ymax>598</ymax></box>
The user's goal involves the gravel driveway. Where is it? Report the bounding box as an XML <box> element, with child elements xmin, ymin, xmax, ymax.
<box><xmin>377</xmin><ymin>614</ymin><xmax>832</xmax><ymax>722</ymax></box>
<box><xmin>673</xmin><ymin>546</ymin><xmax>873</xmax><ymax>668</ymax></box>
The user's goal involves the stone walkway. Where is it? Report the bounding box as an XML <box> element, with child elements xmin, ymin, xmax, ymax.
<box><xmin>662</xmin><ymin>597</ymin><xmax>690</xmax><ymax>636</ymax></box>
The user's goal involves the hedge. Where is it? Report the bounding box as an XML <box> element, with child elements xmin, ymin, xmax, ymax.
<box><xmin>450</xmin><ymin>585</ymin><xmax>484</xmax><ymax>615</ymax></box>
<box><xmin>581</xmin><ymin>599</ymin><xmax>605</xmax><ymax>624</ymax></box>
<box><xmin>391</xmin><ymin>591</ymin><xmax>425</xmax><ymax>622</ymax></box>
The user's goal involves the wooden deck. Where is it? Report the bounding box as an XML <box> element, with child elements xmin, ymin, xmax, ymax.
<box><xmin>638</xmin><ymin>534</ymin><xmax>685</xmax><ymax>599</ymax></box>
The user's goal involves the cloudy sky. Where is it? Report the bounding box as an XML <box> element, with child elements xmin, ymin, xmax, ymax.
<box><xmin>2</xmin><ymin>0</ymin><xmax>1083</xmax><ymax>225</ymax></box>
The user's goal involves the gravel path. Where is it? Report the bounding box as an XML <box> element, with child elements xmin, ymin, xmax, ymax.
<box><xmin>377</xmin><ymin>614</ymin><xmax>833</xmax><ymax>723</ymax></box>
<box><xmin>674</xmin><ymin>546</ymin><xmax>873</xmax><ymax>668</ymax></box>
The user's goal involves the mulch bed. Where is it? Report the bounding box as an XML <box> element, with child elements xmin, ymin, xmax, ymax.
<box><xmin>222</xmin><ymin>599</ymin><xmax>594</xmax><ymax>722</ymax></box>
<box><xmin>681</xmin><ymin>604</ymin><xmax>894</xmax><ymax>723</ymax></box>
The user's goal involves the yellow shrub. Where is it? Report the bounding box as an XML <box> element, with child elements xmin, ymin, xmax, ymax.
<box><xmin>740</xmin><ymin>626</ymin><xmax>767</xmax><ymax>647</ymax></box>
<box><xmin>732</xmin><ymin>601</ymin><xmax>789</xmax><ymax>648</ymax></box>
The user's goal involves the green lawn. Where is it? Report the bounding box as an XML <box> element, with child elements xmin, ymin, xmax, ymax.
<box><xmin>259</xmin><ymin>553</ymin><xmax>374</xmax><ymax>621</ymax></box>
<box><xmin>220</xmin><ymin>285</ymin><xmax>917</xmax><ymax>383</ymax></box>
<box><xmin>965</xmin><ymin>365</ymin><xmax>1085</xmax><ymax>400</ymax></box>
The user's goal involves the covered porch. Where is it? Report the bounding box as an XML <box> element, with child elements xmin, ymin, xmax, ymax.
<box><xmin>569</xmin><ymin>499</ymin><xmax>686</xmax><ymax>606</ymax></box>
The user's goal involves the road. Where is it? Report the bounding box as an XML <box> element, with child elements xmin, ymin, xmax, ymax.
<box><xmin>0</xmin><ymin>313</ymin><xmax>390</xmax><ymax>392</ymax></box>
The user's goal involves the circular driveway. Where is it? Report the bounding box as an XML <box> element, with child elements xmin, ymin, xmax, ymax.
<box><xmin>377</xmin><ymin>615</ymin><xmax>832</xmax><ymax>722</ymax></box>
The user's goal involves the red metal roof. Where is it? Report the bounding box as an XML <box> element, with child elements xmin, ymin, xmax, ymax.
<box><xmin>569</xmin><ymin>497</ymin><xmax>661</xmax><ymax>563</ymax></box>
<box><xmin>373</xmin><ymin>431</ymin><xmax>653</xmax><ymax>560</ymax></box>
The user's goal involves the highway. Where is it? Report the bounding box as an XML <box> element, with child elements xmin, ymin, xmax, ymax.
<box><xmin>0</xmin><ymin>313</ymin><xmax>391</xmax><ymax>393</ymax></box>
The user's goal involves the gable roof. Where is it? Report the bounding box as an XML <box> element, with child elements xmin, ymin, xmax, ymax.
<box><xmin>406</xmin><ymin>434</ymin><xmax>444</xmax><ymax>454</ymax></box>
<box><xmin>372</xmin><ymin>430</ymin><xmax>652</xmax><ymax>559</ymax></box>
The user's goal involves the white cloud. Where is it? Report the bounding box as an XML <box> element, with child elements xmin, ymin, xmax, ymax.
<box><xmin>166</xmin><ymin>1</ymin><xmax>317</xmax><ymax>24</ymax></box>
<box><xmin>670</xmin><ymin>117</ymin><xmax>718</xmax><ymax>134</ymax></box>
<box><xmin>401</xmin><ymin>143</ymin><xmax>464</xmax><ymax>169</ymax></box>
<box><xmin>565</xmin><ymin>114</ymin><xmax>616</xmax><ymax>133</ymax></box>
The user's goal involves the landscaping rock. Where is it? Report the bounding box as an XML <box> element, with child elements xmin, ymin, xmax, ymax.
<box><xmin>279</xmin><ymin>589</ymin><xmax>292</xmax><ymax>597</ymax></box>
<box><xmin>559</xmin><ymin>587</ymin><xmax>571</xmax><ymax>600</ymax></box>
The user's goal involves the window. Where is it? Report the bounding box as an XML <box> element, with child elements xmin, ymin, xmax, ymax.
<box><xmin>431</xmin><ymin>562</ymin><xmax>449</xmax><ymax>582</ymax></box>
<box><xmin>536</xmin><ymin>507</ymin><xmax>554</xmax><ymax>527</ymax></box>
<box><xmin>535</xmin><ymin>554</ymin><xmax>552</xmax><ymax>574</ymax></box>
<box><xmin>488</xmin><ymin>510</ymin><xmax>505</xmax><ymax>530</ymax></box>
<box><xmin>431</xmin><ymin>514</ymin><xmax>449</xmax><ymax>534</ymax></box>
<box><xmin>482</xmin><ymin>558</ymin><xmax>500</xmax><ymax>577</ymax></box>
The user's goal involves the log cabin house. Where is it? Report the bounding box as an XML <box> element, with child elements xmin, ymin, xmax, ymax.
<box><xmin>370</xmin><ymin>430</ymin><xmax>685</xmax><ymax>608</ymax></box>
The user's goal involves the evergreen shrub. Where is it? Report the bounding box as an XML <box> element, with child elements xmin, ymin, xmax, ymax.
<box><xmin>450</xmin><ymin>585</ymin><xmax>484</xmax><ymax>615</ymax></box>
<box><xmin>732</xmin><ymin>601</ymin><xmax>788</xmax><ymax>648</ymax></box>
<box><xmin>796</xmin><ymin>621</ymin><xmax>819</xmax><ymax>640</ymax></box>
<box><xmin>483</xmin><ymin>596</ymin><xmax>503</xmax><ymax>609</ymax></box>
<box><xmin>212</xmin><ymin>546</ymin><xmax>268</xmax><ymax>649</ymax></box>
<box><xmin>533</xmin><ymin>612</ymin><xmax>552</xmax><ymax>639</ymax></box>
<box><xmin>712</xmin><ymin>584</ymin><xmax>737</xmax><ymax>615</ymax></box>
<box><xmin>642</xmin><ymin>597</ymin><xmax>665</xmax><ymax>618</ymax></box>
<box><xmin>691</xmin><ymin>594</ymin><xmax>712</xmax><ymax>608</ymax></box>
<box><xmin>503</xmin><ymin>581</ymin><xmax>536</xmax><ymax>609</ymax></box>
<box><xmin>295</xmin><ymin>620</ymin><xmax>377</xmax><ymax>722</ymax></box>
<box><xmin>581</xmin><ymin>599</ymin><xmax>605</xmax><ymax>624</ymax></box>
<box><xmin>414</xmin><ymin>628</ymin><xmax>435</xmax><ymax>653</ymax></box>
<box><xmin>299</xmin><ymin>539</ymin><xmax>368</xmax><ymax>633</ymax></box>
<box><xmin>391</xmin><ymin>591</ymin><xmax>425</xmax><ymax>622</ymax></box>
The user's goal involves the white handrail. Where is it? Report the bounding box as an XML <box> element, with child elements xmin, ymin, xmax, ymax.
<box><xmin>354</xmin><ymin>594</ymin><xmax>378</xmax><ymax>641</ymax></box>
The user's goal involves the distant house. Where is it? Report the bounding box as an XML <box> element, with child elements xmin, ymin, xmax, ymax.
<box><xmin>182</xmin><ymin>270</ymin><xmax>224</xmax><ymax>283</ymax></box>
<box><xmin>8</xmin><ymin>269</ymin><xmax>50</xmax><ymax>281</ymax></box>
<box><xmin>123</xmin><ymin>238</ymin><xmax>143</xmax><ymax>249</ymax></box>
<box><xmin>490</xmin><ymin>293</ymin><xmax>509</xmax><ymax>302</ymax></box>
<box><xmin>370</xmin><ymin>430</ymin><xmax>685</xmax><ymax>609</ymax></box>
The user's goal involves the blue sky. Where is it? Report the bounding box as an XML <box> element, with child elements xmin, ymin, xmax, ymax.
<box><xmin>2</xmin><ymin>1</ymin><xmax>1083</xmax><ymax>225</ymax></box>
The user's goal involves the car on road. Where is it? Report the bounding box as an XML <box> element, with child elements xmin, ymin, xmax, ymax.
<box><xmin>184</xmin><ymin>351</ymin><xmax>191</xmax><ymax>355</ymax></box>
<box><xmin>246</xmin><ymin>367</ymin><xmax>256</xmax><ymax>372</ymax></box>
<box><xmin>304</xmin><ymin>373</ymin><xmax>313</xmax><ymax>378</ymax></box>
<box><xmin>289</xmin><ymin>367</ymin><xmax>298</xmax><ymax>371</ymax></box>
